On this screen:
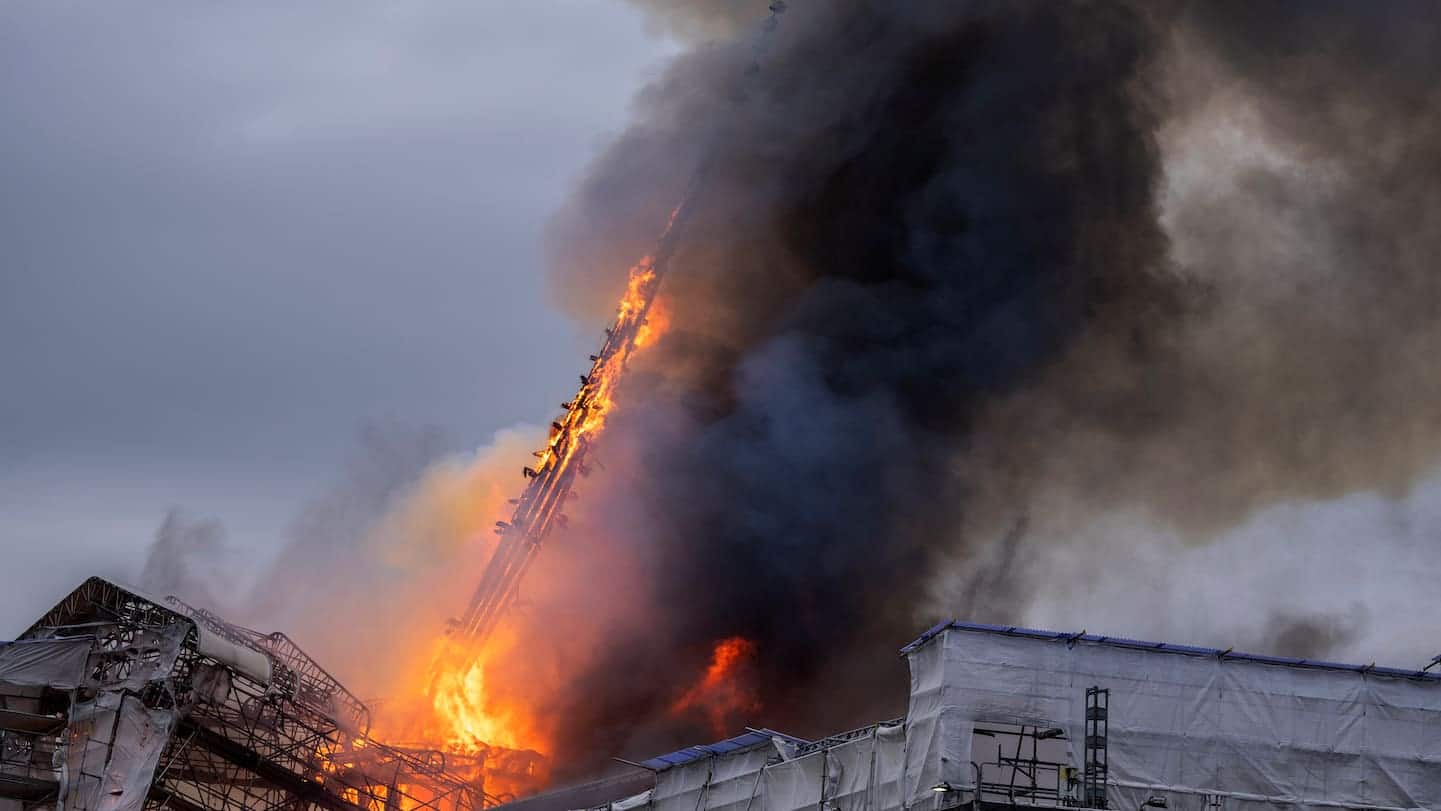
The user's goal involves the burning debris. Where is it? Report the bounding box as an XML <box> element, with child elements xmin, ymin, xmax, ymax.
<box><xmin>667</xmin><ymin>637</ymin><xmax>761</xmax><ymax>738</ymax></box>
<box><xmin>416</xmin><ymin>214</ymin><xmax>690</xmax><ymax>775</ymax></box>
<box><xmin>534</xmin><ymin>0</ymin><xmax>1441</xmax><ymax>770</ymax></box>
<box><xmin>0</xmin><ymin>578</ymin><xmax>511</xmax><ymax>811</ymax></box>
<box><xmin>88</xmin><ymin>0</ymin><xmax>1441</xmax><ymax>804</ymax></box>
<box><xmin>8</xmin><ymin>581</ymin><xmax>1440</xmax><ymax>811</ymax></box>
<box><xmin>407</xmin><ymin>0</ymin><xmax>794</xmax><ymax>778</ymax></box>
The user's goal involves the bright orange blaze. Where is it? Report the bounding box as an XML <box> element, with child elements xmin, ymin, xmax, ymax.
<box><xmin>577</xmin><ymin>257</ymin><xmax>667</xmax><ymax>437</ymax></box>
<box><xmin>670</xmin><ymin>637</ymin><xmax>761</xmax><ymax>737</ymax></box>
<box><xmin>429</xmin><ymin>644</ymin><xmax>528</xmax><ymax>752</ymax></box>
<box><xmin>370</xmin><ymin>634</ymin><xmax>549</xmax><ymax>802</ymax></box>
<box><xmin>634</xmin><ymin>295</ymin><xmax>670</xmax><ymax>348</ymax></box>
<box><xmin>530</xmin><ymin>257</ymin><xmax>670</xmax><ymax>478</ymax></box>
<box><xmin>380</xmin><ymin>252</ymin><xmax>676</xmax><ymax>796</ymax></box>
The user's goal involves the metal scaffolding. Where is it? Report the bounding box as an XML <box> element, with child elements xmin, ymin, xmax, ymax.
<box><xmin>0</xmin><ymin>577</ymin><xmax>508</xmax><ymax>811</ymax></box>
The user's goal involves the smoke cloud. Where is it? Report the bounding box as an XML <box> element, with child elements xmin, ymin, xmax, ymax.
<box><xmin>538</xmin><ymin>0</ymin><xmax>1441</xmax><ymax>767</ymax></box>
<box><xmin>240</xmin><ymin>421</ymin><xmax>547</xmax><ymax>705</ymax></box>
<box><xmin>127</xmin><ymin>0</ymin><xmax>1441</xmax><ymax>785</ymax></box>
<box><xmin>138</xmin><ymin>511</ymin><xmax>234</xmax><ymax>610</ymax></box>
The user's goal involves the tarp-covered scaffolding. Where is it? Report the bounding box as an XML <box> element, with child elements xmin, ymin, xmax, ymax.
<box><xmin>0</xmin><ymin>577</ymin><xmax>496</xmax><ymax>811</ymax></box>
<box><xmin>621</xmin><ymin>622</ymin><xmax>1441</xmax><ymax>811</ymax></box>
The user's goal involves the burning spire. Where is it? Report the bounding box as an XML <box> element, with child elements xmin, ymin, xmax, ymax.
<box><xmin>448</xmin><ymin>0</ymin><xmax>789</xmax><ymax>649</ymax></box>
<box><xmin>412</xmin><ymin>0</ymin><xmax>791</xmax><ymax>780</ymax></box>
<box><xmin>450</xmin><ymin>193</ymin><xmax>696</xmax><ymax>645</ymax></box>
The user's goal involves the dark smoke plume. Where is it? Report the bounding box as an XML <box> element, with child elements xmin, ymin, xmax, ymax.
<box><xmin>540</xmin><ymin>0</ymin><xmax>1441</xmax><ymax>771</ymax></box>
<box><xmin>1263</xmin><ymin>610</ymin><xmax>1367</xmax><ymax>661</ymax></box>
<box><xmin>547</xmin><ymin>0</ymin><xmax>1175</xmax><ymax>766</ymax></box>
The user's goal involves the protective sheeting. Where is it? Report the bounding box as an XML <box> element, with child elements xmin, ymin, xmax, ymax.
<box><xmin>915</xmin><ymin>624</ymin><xmax>1441</xmax><ymax>811</ymax></box>
<box><xmin>61</xmin><ymin>692</ymin><xmax>177</xmax><ymax>811</ymax></box>
<box><xmin>0</xmin><ymin>624</ymin><xmax>189</xmax><ymax>693</ymax></box>
<box><xmin>633</xmin><ymin>623</ymin><xmax>1441</xmax><ymax>811</ymax></box>
<box><xmin>0</xmin><ymin>621</ymin><xmax>189</xmax><ymax>811</ymax></box>
<box><xmin>0</xmin><ymin>639</ymin><xmax>92</xmax><ymax>689</ymax></box>
<box><xmin>645</xmin><ymin>722</ymin><xmax>935</xmax><ymax>811</ymax></box>
<box><xmin>641</xmin><ymin>730</ymin><xmax>804</xmax><ymax>771</ymax></box>
<box><xmin>193</xmin><ymin>625</ymin><xmax>272</xmax><ymax>685</ymax></box>
<box><xmin>611</xmin><ymin>790</ymin><xmax>653</xmax><ymax>811</ymax></box>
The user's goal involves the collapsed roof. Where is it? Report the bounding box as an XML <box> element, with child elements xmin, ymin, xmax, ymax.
<box><xmin>9</xmin><ymin>578</ymin><xmax>1439</xmax><ymax>811</ymax></box>
<box><xmin>0</xmin><ymin>577</ymin><xmax>499</xmax><ymax>811</ymax></box>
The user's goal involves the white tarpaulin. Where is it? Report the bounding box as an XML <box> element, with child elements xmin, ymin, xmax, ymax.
<box><xmin>61</xmin><ymin>692</ymin><xmax>177</xmax><ymax>811</ymax></box>
<box><xmin>911</xmin><ymin>624</ymin><xmax>1441</xmax><ymax>811</ymax></box>
<box><xmin>2</xmin><ymin>622</ymin><xmax>188</xmax><ymax>811</ymax></box>
<box><xmin>0</xmin><ymin>638</ymin><xmax>92</xmax><ymax>689</ymax></box>
<box><xmin>636</xmin><ymin>623</ymin><xmax>1441</xmax><ymax>811</ymax></box>
<box><xmin>647</xmin><ymin>722</ymin><xmax>938</xmax><ymax>811</ymax></box>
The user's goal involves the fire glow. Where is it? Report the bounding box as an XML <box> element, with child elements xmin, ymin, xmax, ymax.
<box><xmin>428</xmin><ymin>642</ymin><xmax>532</xmax><ymax>753</ymax></box>
<box><xmin>376</xmin><ymin>252</ymin><xmax>675</xmax><ymax>796</ymax></box>
<box><xmin>670</xmin><ymin>637</ymin><xmax>762</xmax><ymax>738</ymax></box>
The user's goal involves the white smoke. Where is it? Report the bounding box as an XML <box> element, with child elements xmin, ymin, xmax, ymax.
<box><xmin>1013</xmin><ymin>467</ymin><xmax>1441</xmax><ymax>667</ymax></box>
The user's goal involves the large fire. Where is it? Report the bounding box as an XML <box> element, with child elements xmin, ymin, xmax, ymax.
<box><xmin>576</xmin><ymin>256</ymin><xmax>660</xmax><ymax>438</ymax></box>
<box><xmin>428</xmin><ymin>640</ymin><xmax>535</xmax><ymax>753</ymax></box>
<box><xmin>368</xmin><ymin>253</ymin><xmax>675</xmax><ymax>800</ymax></box>
<box><xmin>669</xmin><ymin>637</ymin><xmax>761</xmax><ymax>738</ymax></box>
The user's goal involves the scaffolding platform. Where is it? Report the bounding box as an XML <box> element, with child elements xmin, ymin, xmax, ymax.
<box><xmin>533</xmin><ymin>621</ymin><xmax>1441</xmax><ymax>811</ymax></box>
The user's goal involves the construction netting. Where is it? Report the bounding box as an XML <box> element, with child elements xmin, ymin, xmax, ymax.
<box><xmin>912</xmin><ymin>625</ymin><xmax>1441</xmax><ymax>810</ymax></box>
<box><xmin>641</xmin><ymin>722</ymin><xmax>941</xmax><ymax>811</ymax></box>
<box><xmin>0</xmin><ymin>638</ymin><xmax>92</xmax><ymax>689</ymax></box>
<box><xmin>614</xmin><ymin>624</ymin><xmax>1441</xmax><ymax>811</ymax></box>
<box><xmin>0</xmin><ymin>624</ymin><xmax>187</xmax><ymax>811</ymax></box>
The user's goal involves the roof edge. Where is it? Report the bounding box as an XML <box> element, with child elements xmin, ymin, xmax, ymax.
<box><xmin>638</xmin><ymin>728</ymin><xmax>808</xmax><ymax>772</ymax></box>
<box><xmin>901</xmin><ymin>620</ymin><xmax>1441</xmax><ymax>682</ymax></box>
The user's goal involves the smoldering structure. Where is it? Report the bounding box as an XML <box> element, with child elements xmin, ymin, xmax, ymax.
<box><xmin>0</xmin><ymin>578</ymin><xmax>539</xmax><ymax>811</ymax></box>
<box><xmin>8</xmin><ymin>578</ymin><xmax>1441</xmax><ymax>811</ymax></box>
<box><xmin>18</xmin><ymin>1</ymin><xmax>1441</xmax><ymax>808</ymax></box>
<box><xmin>541</xmin><ymin>0</ymin><xmax>1441</xmax><ymax>769</ymax></box>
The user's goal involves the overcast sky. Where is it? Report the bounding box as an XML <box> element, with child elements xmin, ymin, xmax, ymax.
<box><xmin>0</xmin><ymin>2</ymin><xmax>679</xmax><ymax>631</ymax></box>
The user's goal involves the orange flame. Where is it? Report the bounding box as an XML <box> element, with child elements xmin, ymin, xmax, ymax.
<box><xmin>370</xmin><ymin>252</ymin><xmax>675</xmax><ymax>796</ymax></box>
<box><xmin>634</xmin><ymin>296</ymin><xmax>670</xmax><ymax>349</ymax></box>
<box><xmin>428</xmin><ymin>643</ymin><xmax>529</xmax><ymax>753</ymax></box>
<box><xmin>575</xmin><ymin>257</ymin><xmax>667</xmax><ymax>438</ymax></box>
<box><xmin>369</xmin><ymin>631</ymin><xmax>550</xmax><ymax>801</ymax></box>
<box><xmin>670</xmin><ymin>637</ymin><xmax>761</xmax><ymax>737</ymax></box>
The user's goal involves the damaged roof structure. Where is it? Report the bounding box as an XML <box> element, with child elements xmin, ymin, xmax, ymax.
<box><xmin>6</xmin><ymin>579</ymin><xmax>1441</xmax><ymax>811</ymax></box>
<box><xmin>0</xmin><ymin>577</ymin><xmax>533</xmax><ymax>811</ymax></box>
<box><xmin>529</xmin><ymin>623</ymin><xmax>1441</xmax><ymax>811</ymax></box>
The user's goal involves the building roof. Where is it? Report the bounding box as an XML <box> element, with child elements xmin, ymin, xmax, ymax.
<box><xmin>638</xmin><ymin>728</ymin><xmax>808</xmax><ymax>772</ymax></box>
<box><xmin>902</xmin><ymin>619</ymin><xmax>1441</xmax><ymax>682</ymax></box>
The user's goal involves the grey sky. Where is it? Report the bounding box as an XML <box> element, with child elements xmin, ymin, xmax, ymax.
<box><xmin>0</xmin><ymin>2</ymin><xmax>678</xmax><ymax>631</ymax></box>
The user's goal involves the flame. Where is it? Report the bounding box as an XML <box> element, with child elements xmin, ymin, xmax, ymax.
<box><xmin>309</xmin><ymin>736</ymin><xmax>470</xmax><ymax>811</ymax></box>
<box><xmin>575</xmin><ymin>256</ymin><xmax>667</xmax><ymax>438</ymax></box>
<box><xmin>528</xmin><ymin>256</ymin><xmax>670</xmax><ymax>479</ymax></box>
<box><xmin>362</xmin><ymin>252</ymin><xmax>672</xmax><ymax>797</ymax></box>
<box><xmin>670</xmin><ymin>637</ymin><xmax>761</xmax><ymax>737</ymax></box>
<box><xmin>340</xmin><ymin>244</ymin><xmax>683</xmax><ymax>806</ymax></box>
<box><xmin>634</xmin><ymin>296</ymin><xmax>670</xmax><ymax>349</ymax></box>
<box><xmin>367</xmin><ymin>630</ymin><xmax>550</xmax><ymax>803</ymax></box>
<box><xmin>431</xmin><ymin>649</ymin><xmax>525</xmax><ymax>752</ymax></box>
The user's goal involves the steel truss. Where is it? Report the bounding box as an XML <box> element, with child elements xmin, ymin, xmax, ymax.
<box><xmin>7</xmin><ymin>578</ymin><xmax>501</xmax><ymax>811</ymax></box>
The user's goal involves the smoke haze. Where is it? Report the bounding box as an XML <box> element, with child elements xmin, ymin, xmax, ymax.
<box><xmin>536</xmin><ymin>0</ymin><xmax>1441</xmax><ymax>767</ymax></box>
<box><xmin>138</xmin><ymin>511</ymin><xmax>234</xmax><ymax>610</ymax></box>
<box><xmin>123</xmin><ymin>0</ymin><xmax>1441</xmax><ymax>785</ymax></box>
